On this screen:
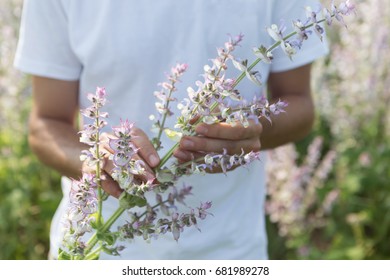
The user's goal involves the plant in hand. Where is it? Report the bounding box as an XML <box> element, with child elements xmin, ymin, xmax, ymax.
<box><xmin>58</xmin><ymin>0</ymin><xmax>356</xmax><ymax>260</ymax></box>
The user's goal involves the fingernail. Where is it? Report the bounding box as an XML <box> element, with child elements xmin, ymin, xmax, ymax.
<box><xmin>196</xmin><ymin>125</ymin><xmax>208</xmax><ymax>135</ymax></box>
<box><xmin>148</xmin><ymin>154</ymin><xmax>160</xmax><ymax>167</ymax></box>
<box><xmin>181</xmin><ymin>138</ymin><xmax>194</xmax><ymax>149</ymax></box>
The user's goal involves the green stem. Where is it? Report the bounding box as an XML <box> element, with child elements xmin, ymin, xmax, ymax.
<box><xmin>137</xmin><ymin>199</ymin><xmax>170</xmax><ymax>220</ymax></box>
<box><xmin>84</xmin><ymin>245</ymin><xmax>103</xmax><ymax>260</ymax></box>
<box><xmin>83</xmin><ymin>198</ymin><xmax>169</xmax><ymax>259</ymax></box>
<box><xmin>93</xmin><ymin>105</ymin><xmax>104</xmax><ymax>229</ymax></box>
<box><xmin>156</xmin><ymin>143</ymin><xmax>179</xmax><ymax>170</ymax></box>
<box><xmin>155</xmin><ymin>81</ymin><xmax>176</xmax><ymax>150</ymax></box>
<box><xmin>83</xmin><ymin>206</ymin><xmax>126</xmax><ymax>257</ymax></box>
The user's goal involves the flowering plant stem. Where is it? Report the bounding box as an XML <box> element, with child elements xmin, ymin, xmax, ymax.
<box><xmin>83</xmin><ymin>207</ymin><xmax>125</xmax><ymax>259</ymax></box>
<box><xmin>60</xmin><ymin>1</ymin><xmax>355</xmax><ymax>260</ymax></box>
<box><xmin>155</xmin><ymin>80</ymin><xmax>176</xmax><ymax>150</ymax></box>
<box><xmin>95</xmin><ymin>111</ymin><xmax>104</xmax><ymax>228</ymax></box>
<box><xmin>83</xmin><ymin>196</ymin><xmax>171</xmax><ymax>259</ymax></box>
<box><xmin>109</xmin><ymin>7</ymin><xmax>340</xmax><ymax>241</ymax></box>
<box><xmin>156</xmin><ymin>15</ymin><xmax>330</xmax><ymax>171</ymax></box>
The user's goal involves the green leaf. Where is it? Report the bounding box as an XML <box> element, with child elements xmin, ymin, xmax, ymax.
<box><xmin>90</xmin><ymin>212</ymin><xmax>104</xmax><ymax>229</ymax></box>
<box><xmin>156</xmin><ymin>168</ymin><xmax>175</xmax><ymax>183</ymax></box>
<box><xmin>119</xmin><ymin>192</ymin><xmax>147</xmax><ymax>209</ymax></box>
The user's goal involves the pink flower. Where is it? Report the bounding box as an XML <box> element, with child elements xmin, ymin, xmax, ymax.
<box><xmin>339</xmin><ymin>0</ymin><xmax>356</xmax><ymax>15</ymax></box>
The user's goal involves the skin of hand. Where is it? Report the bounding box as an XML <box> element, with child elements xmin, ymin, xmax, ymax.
<box><xmin>28</xmin><ymin>76</ymin><xmax>160</xmax><ymax>198</ymax></box>
<box><xmin>173</xmin><ymin>120</ymin><xmax>263</xmax><ymax>173</ymax></box>
<box><xmin>83</xmin><ymin>130</ymin><xmax>160</xmax><ymax>198</ymax></box>
<box><xmin>173</xmin><ymin>63</ymin><xmax>315</xmax><ymax>172</ymax></box>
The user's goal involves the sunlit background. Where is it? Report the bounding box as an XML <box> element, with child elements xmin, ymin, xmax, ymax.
<box><xmin>1</xmin><ymin>0</ymin><xmax>389</xmax><ymax>259</ymax></box>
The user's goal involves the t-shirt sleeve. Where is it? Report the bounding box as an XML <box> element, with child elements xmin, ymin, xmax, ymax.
<box><xmin>270</xmin><ymin>0</ymin><xmax>329</xmax><ymax>73</ymax></box>
<box><xmin>13</xmin><ymin>0</ymin><xmax>82</xmax><ymax>80</ymax></box>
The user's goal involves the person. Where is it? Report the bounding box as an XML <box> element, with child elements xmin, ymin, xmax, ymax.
<box><xmin>14</xmin><ymin>0</ymin><xmax>328</xmax><ymax>259</ymax></box>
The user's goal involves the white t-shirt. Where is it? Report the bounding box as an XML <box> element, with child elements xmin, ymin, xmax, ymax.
<box><xmin>14</xmin><ymin>0</ymin><xmax>328</xmax><ymax>259</ymax></box>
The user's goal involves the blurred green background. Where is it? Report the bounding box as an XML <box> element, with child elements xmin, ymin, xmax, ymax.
<box><xmin>1</xmin><ymin>0</ymin><xmax>389</xmax><ymax>259</ymax></box>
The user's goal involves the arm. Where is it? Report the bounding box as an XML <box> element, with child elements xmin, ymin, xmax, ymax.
<box><xmin>173</xmin><ymin>63</ymin><xmax>314</xmax><ymax>163</ymax></box>
<box><xmin>29</xmin><ymin>76</ymin><xmax>84</xmax><ymax>179</ymax></box>
<box><xmin>29</xmin><ymin>76</ymin><xmax>159</xmax><ymax>197</ymax></box>
<box><xmin>261</xmin><ymin>63</ymin><xmax>315</xmax><ymax>149</ymax></box>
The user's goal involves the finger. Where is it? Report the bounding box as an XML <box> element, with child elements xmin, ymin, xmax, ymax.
<box><xmin>179</xmin><ymin>135</ymin><xmax>261</xmax><ymax>155</ymax></box>
<box><xmin>195</xmin><ymin>120</ymin><xmax>262</xmax><ymax>140</ymax></box>
<box><xmin>132</xmin><ymin>154</ymin><xmax>156</xmax><ymax>181</ymax></box>
<box><xmin>100</xmin><ymin>132</ymin><xmax>115</xmax><ymax>154</ymax></box>
<box><xmin>173</xmin><ymin>149</ymin><xmax>205</xmax><ymax>163</ymax></box>
<box><xmin>101</xmin><ymin>171</ymin><xmax>123</xmax><ymax>198</ymax></box>
<box><xmin>131</xmin><ymin>127</ymin><xmax>160</xmax><ymax>168</ymax></box>
<box><xmin>100</xmin><ymin>157</ymin><xmax>154</xmax><ymax>198</ymax></box>
<box><xmin>102</xmin><ymin>152</ymin><xmax>155</xmax><ymax>184</ymax></box>
<box><xmin>189</xmin><ymin>115</ymin><xmax>200</xmax><ymax>125</ymax></box>
<box><xmin>101</xmin><ymin>132</ymin><xmax>156</xmax><ymax>181</ymax></box>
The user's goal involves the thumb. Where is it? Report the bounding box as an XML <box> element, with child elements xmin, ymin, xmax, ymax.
<box><xmin>131</xmin><ymin>126</ymin><xmax>160</xmax><ymax>168</ymax></box>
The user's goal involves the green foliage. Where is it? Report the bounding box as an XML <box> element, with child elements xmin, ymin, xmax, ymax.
<box><xmin>267</xmin><ymin>93</ymin><xmax>390</xmax><ymax>260</ymax></box>
<box><xmin>0</xmin><ymin>0</ymin><xmax>61</xmax><ymax>260</ymax></box>
<box><xmin>326</xmin><ymin>143</ymin><xmax>390</xmax><ymax>259</ymax></box>
<box><xmin>0</xmin><ymin>95</ymin><xmax>61</xmax><ymax>260</ymax></box>
<box><xmin>267</xmin><ymin>0</ymin><xmax>390</xmax><ymax>260</ymax></box>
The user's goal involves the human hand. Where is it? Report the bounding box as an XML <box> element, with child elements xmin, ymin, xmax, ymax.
<box><xmin>82</xmin><ymin>128</ymin><xmax>160</xmax><ymax>198</ymax></box>
<box><xmin>173</xmin><ymin>120</ymin><xmax>262</xmax><ymax>173</ymax></box>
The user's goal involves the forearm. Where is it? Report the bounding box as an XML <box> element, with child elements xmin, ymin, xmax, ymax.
<box><xmin>28</xmin><ymin>109</ymin><xmax>86</xmax><ymax>179</ymax></box>
<box><xmin>260</xmin><ymin>93</ymin><xmax>314</xmax><ymax>150</ymax></box>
